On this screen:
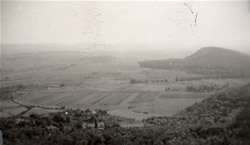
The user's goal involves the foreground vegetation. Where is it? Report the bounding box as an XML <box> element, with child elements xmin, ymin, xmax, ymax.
<box><xmin>1</xmin><ymin>83</ymin><xmax>250</xmax><ymax>145</ymax></box>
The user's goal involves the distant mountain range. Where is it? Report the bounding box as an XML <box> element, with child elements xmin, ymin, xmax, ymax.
<box><xmin>139</xmin><ymin>47</ymin><xmax>250</xmax><ymax>77</ymax></box>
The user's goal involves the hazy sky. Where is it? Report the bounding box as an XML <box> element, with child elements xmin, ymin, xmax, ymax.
<box><xmin>1</xmin><ymin>1</ymin><xmax>250</xmax><ymax>52</ymax></box>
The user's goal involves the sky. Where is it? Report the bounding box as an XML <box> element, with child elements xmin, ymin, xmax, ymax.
<box><xmin>1</xmin><ymin>1</ymin><xmax>250</xmax><ymax>52</ymax></box>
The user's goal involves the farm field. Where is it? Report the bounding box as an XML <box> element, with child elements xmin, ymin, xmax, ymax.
<box><xmin>13</xmin><ymin>88</ymin><xmax>212</xmax><ymax>120</ymax></box>
<box><xmin>0</xmin><ymin>100</ymin><xmax>27</xmax><ymax>117</ymax></box>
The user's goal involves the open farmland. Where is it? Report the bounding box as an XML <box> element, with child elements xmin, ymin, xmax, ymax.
<box><xmin>130</xmin><ymin>92</ymin><xmax>161</xmax><ymax>104</ymax></box>
<box><xmin>14</xmin><ymin>89</ymin><xmax>212</xmax><ymax>120</ymax></box>
<box><xmin>1</xmin><ymin>47</ymin><xmax>250</xmax><ymax>120</ymax></box>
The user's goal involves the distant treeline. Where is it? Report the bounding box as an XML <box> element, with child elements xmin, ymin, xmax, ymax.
<box><xmin>130</xmin><ymin>79</ymin><xmax>168</xmax><ymax>84</ymax></box>
<box><xmin>186</xmin><ymin>84</ymin><xmax>229</xmax><ymax>93</ymax></box>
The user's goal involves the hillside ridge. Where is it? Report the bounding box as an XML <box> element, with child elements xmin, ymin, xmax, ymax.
<box><xmin>139</xmin><ymin>47</ymin><xmax>250</xmax><ymax>77</ymax></box>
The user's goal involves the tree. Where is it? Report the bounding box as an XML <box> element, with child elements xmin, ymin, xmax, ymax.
<box><xmin>130</xmin><ymin>79</ymin><xmax>137</xmax><ymax>84</ymax></box>
<box><xmin>187</xmin><ymin>86</ymin><xmax>196</xmax><ymax>92</ymax></box>
<box><xmin>53</xmin><ymin>114</ymin><xmax>65</xmax><ymax>123</ymax></box>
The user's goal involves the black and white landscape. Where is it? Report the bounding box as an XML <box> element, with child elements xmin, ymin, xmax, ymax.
<box><xmin>1</xmin><ymin>1</ymin><xmax>250</xmax><ymax>145</ymax></box>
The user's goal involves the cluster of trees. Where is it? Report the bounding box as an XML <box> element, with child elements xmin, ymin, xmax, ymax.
<box><xmin>130</xmin><ymin>79</ymin><xmax>168</xmax><ymax>84</ymax></box>
<box><xmin>151</xmin><ymin>79</ymin><xmax>168</xmax><ymax>83</ymax></box>
<box><xmin>129</xmin><ymin>79</ymin><xmax>146</xmax><ymax>84</ymax></box>
<box><xmin>186</xmin><ymin>84</ymin><xmax>219</xmax><ymax>92</ymax></box>
<box><xmin>177</xmin><ymin>76</ymin><xmax>208</xmax><ymax>82</ymax></box>
<box><xmin>186</xmin><ymin>83</ymin><xmax>230</xmax><ymax>92</ymax></box>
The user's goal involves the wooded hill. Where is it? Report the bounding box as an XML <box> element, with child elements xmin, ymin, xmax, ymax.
<box><xmin>139</xmin><ymin>47</ymin><xmax>250</xmax><ymax>77</ymax></box>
